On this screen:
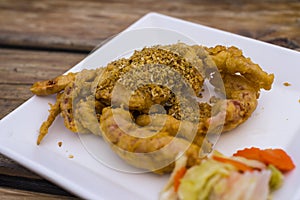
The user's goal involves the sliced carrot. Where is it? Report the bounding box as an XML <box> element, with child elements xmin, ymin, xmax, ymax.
<box><xmin>233</xmin><ymin>147</ymin><xmax>295</xmax><ymax>172</ymax></box>
<box><xmin>174</xmin><ymin>167</ymin><xmax>187</xmax><ymax>192</ymax></box>
<box><xmin>212</xmin><ymin>155</ymin><xmax>254</xmax><ymax>172</ymax></box>
<box><xmin>233</xmin><ymin>147</ymin><xmax>262</xmax><ymax>161</ymax></box>
<box><xmin>260</xmin><ymin>149</ymin><xmax>295</xmax><ymax>172</ymax></box>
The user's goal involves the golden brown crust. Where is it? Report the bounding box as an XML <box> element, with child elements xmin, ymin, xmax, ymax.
<box><xmin>205</xmin><ymin>45</ymin><xmax>274</xmax><ymax>90</ymax></box>
<box><xmin>95</xmin><ymin>47</ymin><xmax>204</xmax><ymax>110</ymax></box>
<box><xmin>37</xmin><ymin>93</ymin><xmax>62</xmax><ymax>145</ymax></box>
<box><xmin>30</xmin><ymin>72</ymin><xmax>76</xmax><ymax>96</ymax></box>
<box><xmin>100</xmin><ymin>107</ymin><xmax>202</xmax><ymax>173</ymax></box>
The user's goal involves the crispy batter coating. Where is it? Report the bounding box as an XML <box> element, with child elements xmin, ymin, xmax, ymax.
<box><xmin>74</xmin><ymin>96</ymin><xmax>104</xmax><ymax>136</ymax></box>
<box><xmin>100</xmin><ymin>107</ymin><xmax>202</xmax><ymax>173</ymax></box>
<box><xmin>221</xmin><ymin>74</ymin><xmax>259</xmax><ymax>131</ymax></box>
<box><xmin>60</xmin><ymin>82</ymin><xmax>77</xmax><ymax>132</ymax></box>
<box><xmin>167</xmin><ymin>45</ymin><xmax>274</xmax><ymax>133</ymax></box>
<box><xmin>59</xmin><ymin>68</ymin><xmax>104</xmax><ymax>134</ymax></box>
<box><xmin>37</xmin><ymin>94</ymin><xmax>62</xmax><ymax>145</ymax></box>
<box><xmin>31</xmin><ymin>72</ymin><xmax>76</xmax><ymax>96</ymax></box>
<box><xmin>205</xmin><ymin>45</ymin><xmax>274</xmax><ymax>90</ymax></box>
<box><xmin>70</xmin><ymin>68</ymin><xmax>105</xmax><ymax>134</ymax></box>
<box><xmin>95</xmin><ymin>47</ymin><xmax>204</xmax><ymax>109</ymax></box>
<box><xmin>135</xmin><ymin>112</ymin><xmax>210</xmax><ymax>148</ymax></box>
<box><xmin>36</xmin><ymin>68</ymin><xmax>104</xmax><ymax>143</ymax></box>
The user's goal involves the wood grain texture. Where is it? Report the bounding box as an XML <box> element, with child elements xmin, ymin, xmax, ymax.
<box><xmin>0</xmin><ymin>187</ymin><xmax>77</xmax><ymax>200</ymax></box>
<box><xmin>0</xmin><ymin>0</ymin><xmax>299</xmax><ymax>51</ymax></box>
<box><xmin>0</xmin><ymin>154</ymin><xmax>40</xmax><ymax>179</ymax></box>
<box><xmin>0</xmin><ymin>48</ymin><xmax>86</xmax><ymax>84</ymax></box>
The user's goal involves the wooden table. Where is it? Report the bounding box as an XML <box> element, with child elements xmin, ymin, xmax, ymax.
<box><xmin>0</xmin><ymin>0</ymin><xmax>299</xmax><ymax>199</ymax></box>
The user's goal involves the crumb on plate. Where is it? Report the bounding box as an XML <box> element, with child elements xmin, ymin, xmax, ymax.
<box><xmin>283</xmin><ymin>82</ymin><xmax>291</xmax><ymax>86</ymax></box>
<box><xmin>58</xmin><ymin>141</ymin><xmax>62</xmax><ymax>147</ymax></box>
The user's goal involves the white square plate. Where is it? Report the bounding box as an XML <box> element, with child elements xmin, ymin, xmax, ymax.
<box><xmin>1</xmin><ymin>13</ymin><xmax>300</xmax><ymax>200</ymax></box>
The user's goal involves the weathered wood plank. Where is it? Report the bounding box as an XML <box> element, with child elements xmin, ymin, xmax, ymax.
<box><xmin>0</xmin><ymin>154</ymin><xmax>40</xmax><ymax>179</ymax></box>
<box><xmin>0</xmin><ymin>48</ymin><xmax>86</xmax><ymax>85</ymax></box>
<box><xmin>0</xmin><ymin>0</ymin><xmax>299</xmax><ymax>51</ymax></box>
<box><xmin>0</xmin><ymin>174</ymin><xmax>75</xmax><ymax>197</ymax></box>
<box><xmin>0</xmin><ymin>85</ymin><xmax>32</xmax><ymax>101</ymax></box>
<box><xmin>0</xmin><ymin>187</ymin><xmax>77</xmax><ymax>199</ymax></box>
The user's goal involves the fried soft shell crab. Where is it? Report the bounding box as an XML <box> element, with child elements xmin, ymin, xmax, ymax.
<box><xmin>31</xmin><ymin>43</ymin><xmax>274</xmax><ymax>173</ymax></box>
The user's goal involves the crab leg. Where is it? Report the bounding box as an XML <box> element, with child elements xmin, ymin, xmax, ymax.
<box><xmin>205</xmin><ymin>45</ymin><xmax>274</xmax><ymax>90</ymax></box>
<box><xmin>31</xmin><ymin>72</ymin><xmax>77</xmax><ymax>96</ymax></box>
<box><xmin>37</xmin><ymin>94</ymin><xmax>62</xmax><ymax>145</ymax></box>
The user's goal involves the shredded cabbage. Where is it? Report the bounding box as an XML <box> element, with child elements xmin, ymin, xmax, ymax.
<box><xmin>177</xmin><ymin>159</ymin><xmax>233</xmax><ymax>200</ymax></box>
